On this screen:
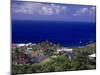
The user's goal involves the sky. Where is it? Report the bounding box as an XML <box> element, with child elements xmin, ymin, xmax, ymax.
<box><xmin>12</xmin><ymin>1</ymin><xmax>96</xmax><ymax>22</ymax></box>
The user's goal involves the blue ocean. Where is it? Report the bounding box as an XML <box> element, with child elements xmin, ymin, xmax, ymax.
<box><xmin>12</xmin><ymin>20</ymin><xmax>96</xmax><ymax>47</ymax></box>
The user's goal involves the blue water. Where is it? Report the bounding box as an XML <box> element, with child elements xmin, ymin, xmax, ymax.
<box><xmin>12</xmin><ymin>20</ymin><xmax>96</xmax><ymax>47</ymax></box>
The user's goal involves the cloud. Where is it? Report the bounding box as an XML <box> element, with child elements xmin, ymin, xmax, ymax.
<box><xmin>73</xmin><ymin>7</ymin><xmax>89</xmax><ymax>16</ymax></box>
<box><xmin>39</xmin><ymin>6</ymin><xmax>54</xmax><ymax>15</ymax></box>
<box><xmin>73</xmin><ymin>6</ymin><xmax>96</xmax><ymax>16</ymax></box>
<box><xmin>12</xmin><ymin>3</ymin><xmax>43</xmax><ymax>14</ymax></box>
<box><xmin>12</xmin><ymin>2</ymin><xmax>67</xmax><ymax>16</ymax></box>
<box><xmin>39</xmin><ymin>4</ymin><xmax>67</xmax><ymax>15</ymax></box>
<box><xmin>89</xmin><ymin>7</ymin><xmax>96</xmax><ymax>16</ymax></box>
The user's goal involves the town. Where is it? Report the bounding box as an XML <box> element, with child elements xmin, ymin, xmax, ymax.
<box><xmin>12</xmin><ymin>41</ymin><xmax>75</xmax><ymax>64</ymax></box>
<box><xmin>12</xmin><ymin>41</ymin><xmax>96</xmax><ymax>74</ymax></box>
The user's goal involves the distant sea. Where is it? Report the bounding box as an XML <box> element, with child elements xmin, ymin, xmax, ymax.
<box><xmin>12</xmin><ymin>20</ymin><xmax>96</xmax><ymax>47</ymax></box>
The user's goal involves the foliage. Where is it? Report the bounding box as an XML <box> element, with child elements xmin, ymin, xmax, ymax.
<box><xmin>12</xmin><ymin>43</ymin><xmax>96</xmax><ymax>74</ymax></box>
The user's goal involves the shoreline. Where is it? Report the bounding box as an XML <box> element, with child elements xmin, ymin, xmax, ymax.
<box><xmin>12</xmin><ymin>41</ymin><xmax>96</xmax><ymax>48</ymax></box>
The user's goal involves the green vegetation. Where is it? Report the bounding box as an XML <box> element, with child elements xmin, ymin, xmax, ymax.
<box><xmin>12</xmin><ymin>42</ymin><xmax>96</xmax><ymax>75</ymax></box>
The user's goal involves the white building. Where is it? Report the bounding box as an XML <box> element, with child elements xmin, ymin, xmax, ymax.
<box><xmin>89</xmin><ymin>54</ymin><xmax>96</xmax><ymax>60</ymax></box>
<box><xmin>89</xmin><ymin>53</ymin><xmax>96</xmax><ymax>57</ymax></box>
<box><xmin>17</xmin><ymin>44</ymin><xmax>25</xmax><ymax>47</ymax></box>
<box><xmin>25</xmin><ymin>42</ymin><xmax>32</xmax><ymax>46</ymax></box>
<box><xmin>27</xmin><ymin>48</ymin><xmax>32</xmax><ymax>51</ymax></box>
<box><xmin>51</xmin><ymin>55</ymin><xmax>57</xmax><ymax>58</ymax></box>
<box><xmin>25</xmin><ymin>42</ymin><xmax>36</xmax><ymax>46</ymax></box>
<box><xmin>57</xmin><ymin>47</ymin><xmax>73</xmax><ymax>53</ymax></box>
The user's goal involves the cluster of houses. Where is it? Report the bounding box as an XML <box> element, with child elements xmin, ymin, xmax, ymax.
<box><xmin>12</xmin><ymin>42</ymin><xmax>96</xmax><ymax>65</ymax></box>
<box><xmin>12</xmin><ymin>42</ymin><xmax>75</xmax><ymax>64</ymax></box>
<box><xmin>12</xmin><ymin>42</ymin><xmax>36</xmax><ymax>49</ymax></box>
<box><xmin>56</xmin><ymin>47</ymin><xmax>75</xmax><ymax>59</ymax></box>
